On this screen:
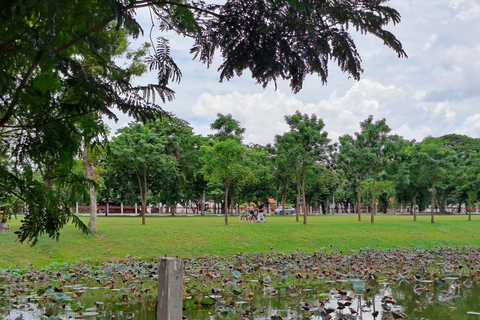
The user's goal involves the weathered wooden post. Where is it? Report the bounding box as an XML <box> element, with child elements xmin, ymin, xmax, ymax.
<box><xmin>157</xmin><ymin>257</ymin><xmax>183</xmax><ymax>320</ymax></box>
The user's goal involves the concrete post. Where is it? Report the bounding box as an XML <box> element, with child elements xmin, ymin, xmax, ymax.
<box><xmin>157</xmin><ymin>257</ymin><xmax>183</xmax><ymax>320</ymax></box>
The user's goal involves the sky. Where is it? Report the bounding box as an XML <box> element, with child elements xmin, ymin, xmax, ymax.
<box><xmin>111</xmin><ymin>0</ymin><xmax>480</xmax><ymax>146</ymax></box>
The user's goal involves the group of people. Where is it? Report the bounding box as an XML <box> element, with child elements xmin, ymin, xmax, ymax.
<box><xmin>249</xmin><ymin>202</ymin><xmax>267</xmax><ymax>223</ymax></box>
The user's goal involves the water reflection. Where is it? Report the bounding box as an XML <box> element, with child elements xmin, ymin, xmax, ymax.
<box><xmin>3</xmin><ymin>277</ymin><xmax>480</xmax><ymax>319</ymax></box>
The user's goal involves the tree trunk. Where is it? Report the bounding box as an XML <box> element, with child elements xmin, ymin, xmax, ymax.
<box><xmin>357</xmin><ymin>180</ymin><xmax>362</xmax><ymax>221</ymax></box>
<box><xmin>136</xmin><ymin>170</ymin><xmax>147</xmax><ymax>225</ymax></box>
<box><xmin>468</xmin><ymin>200</ymin><xmax>472</xmax><ymax>221</ymax></box>
<box><xmin>371</xmin><ymin>166</ymin><xmax>377</xmax><ymax>224</ymax></box>
<box><xmin>295</xmin><ymin>182</ymin><xmax>301</xmax><ymax>221</ymax></box>
<box><xmin>229</xmin><ymin>190</ymin><xmax>235</xmax><ymax>216</ymax></box>
<box><xmin>431</xmin><ymin>180</ymin><xmax>435</xmax><ymax>224</ymax></box>
<box><xmin>224</xmin><ymin>183</ymin><xmax>229</xmax><ymax>225</ymax></box>
<box><xmin>302</xmin><ymin>166</ymin><xmax>307</xmax><ymax>225</ymax></box>
<box><xmin>296</xmin><ymin>192</ymin><xmax>300</xmax><ymax>222</ymax></box>
<box><xmin>413</xmin><ymin>194</ymin><xmax>417</xmax><ymax>222</ymax></box>
<box><xmin>83</xmin><ymin>148</ymin><xmax>97</xmax><ymax>232</ymax></box>
<box><xmin>281</xmin><ymin>190</ymin><xmax>287</xmax><ymax>216</ymax></box>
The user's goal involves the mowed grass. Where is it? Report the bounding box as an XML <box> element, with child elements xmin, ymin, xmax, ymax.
<box><xmin>1</xmin><ymin>213</ymin><xmax>479</xmax><ymax>269</ymax></box>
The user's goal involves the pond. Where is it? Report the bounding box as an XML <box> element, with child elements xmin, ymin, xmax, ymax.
<box><xmin>2</xmin><ymin>247</ymin><xmax>480</xmax><ymax>319</ymax></box>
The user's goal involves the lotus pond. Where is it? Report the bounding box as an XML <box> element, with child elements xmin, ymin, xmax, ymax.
<box><xmin>2</xmin><ymin>247</ymin><xmax>480</xmax><ymax>320</ymax></box>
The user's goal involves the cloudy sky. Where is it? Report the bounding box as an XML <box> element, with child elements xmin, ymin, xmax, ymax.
<box><xmin>114</xmin><ymin>0</ymin><xmax>480</xmax><ymax>146</ymax></box>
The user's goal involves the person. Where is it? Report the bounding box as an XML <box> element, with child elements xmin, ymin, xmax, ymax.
<box><xmin>257</xmin><ymin>201</ymin><xmax>266</xmax><ymax>223</ymax></box>
<box><xmin>249</xmin><ymin>204</ymin><xmax>256</xmax><ymax>222</ymax></box>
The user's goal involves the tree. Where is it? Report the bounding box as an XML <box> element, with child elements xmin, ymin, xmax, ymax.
<box><xmin>392</xmin><ymin>141</ymin><xmax>429</xmax><ymax>221</ymax></box>
<box><xmin>337</xmin><ymin>134</ymin><xmax>370</xmax><ymax>221</ymax></box>
<box><xmin>210</xmin><ymin>113</ymin><xmax>246</xmax><ymax>141</ymax></box>
<box><xmin>304</xmin><ymin>163</ymin><xmax>337</xmax><ymax>214</ymax></box>
<box><xmin>1</xmin><ymin>0</ymin><xmax>406</xmax><ymax>242</ymax></box>
<box><xmin>1</xmin><ymin>1</ymin><xmax>179</xmax><ymax>243</ymax></box>
<box><xmin>107</xmin><ymin>123</ymin><xmax>178</xmax><ymax>224</ymax></box>
<box><xmin>437</xmin><ymin>134</ymin><xmax>480</xmax><ymax>214</ymax></box>
<box><xmin>275</xmin><ymin>111</ymin><xmax>330</xmax><ymax>224</ymax></box>
<box><xmin>80</xmin><ymin>119</ymin><xmax>109</xmax><ymax>232</ymax></box>
<box><xmin>273</xmin><ymin>144</ymin><xmax>296</xmax><ymax>216</ymax></box>
<box><xmin>201</xmin><ymin>139</ymin><xmax>249</xmax><ymax>225</ymax></box>
<box><xmin>148</xmin><ymin>115</ymin><xmax>207</xmax><ymax>215</ymax></box>
<box><xmin>414</xmin><ymin>138</ymin><xmax>457</xmax><ymax>223</ymax></box>
<box><xmin>194</xmin><ymin>0</ymin><xmax>406</xmax><ymax>92</ymax></box>
<box><xmin>237</xmin><ymin>144</ymin><xmax>275</xmax><ymax>208</ymax></box>
<box><xmin>355</xmin><ymin>116</ymin><xmax>399</xmax><ymax>223</ymax></box>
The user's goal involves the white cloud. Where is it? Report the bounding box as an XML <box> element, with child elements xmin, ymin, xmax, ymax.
<box><xmin>422</xmin><ymin>34</ymin><xmax>438</xmax><ymax>51</ymax></box>
<box><xmin>455</xmin><ymin>114</ymin><xmax>480</xmax><ymax>137</ymax></box>
<box><xmin>110</xmin><ymin>0</ymin><xmax>480</xmax><ymax>147</ymax></box>
<box><xmin>449</xmin><ymin>0</ymin><xmax>480</xmax><ymax>21</ymax></box>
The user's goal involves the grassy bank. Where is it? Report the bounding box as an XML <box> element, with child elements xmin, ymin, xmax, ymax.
<box><xmin>1</xmin><ymin>214</ymin><xmax>479</xmax><ymax>269</ymax></box>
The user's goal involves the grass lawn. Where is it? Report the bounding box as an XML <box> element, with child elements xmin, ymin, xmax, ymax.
<box><xmin>1</xmin><ymin>213</ymin><xmax>479</xmax><ymax>269</ymax></box>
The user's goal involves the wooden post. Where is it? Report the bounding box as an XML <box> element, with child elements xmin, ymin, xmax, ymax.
<box><xmin>157</xmin><ymin>257</ymin><xmax>183</xmax><ymax>320</ymax></box>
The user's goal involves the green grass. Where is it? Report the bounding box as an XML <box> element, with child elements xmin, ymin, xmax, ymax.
<box><xmin>1</xmin><ymin>213</ymin><xmax>479</xmax><ymax>269</ymax></box>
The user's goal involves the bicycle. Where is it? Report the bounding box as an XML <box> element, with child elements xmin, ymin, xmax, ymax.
<box><xmin>238</xmin><ymin>211</ymin><xmax>249</xmax><ymax>223</ymax></box>
<box><xmin>238</xmin><ymin>210</ymin><xmax>257</xmax><ymax>223</ymax></box>
<box><xmin>248</xmin><ymin>211</ymin><xmax>257</xmax><ymax>223</ymax></box>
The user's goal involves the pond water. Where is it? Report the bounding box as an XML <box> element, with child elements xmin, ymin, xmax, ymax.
<box><xmin>2</xmin><ymin>276</ymin><xmax>480</xmax><ymax>319</ymax></box>
<box><xmin>2</xmin><ymin>248</ymin><xmax>480</xmax><ymax>320</ymax></box>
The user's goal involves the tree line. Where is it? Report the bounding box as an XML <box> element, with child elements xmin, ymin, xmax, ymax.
<box><xmin>94</xmin><ymin>112</ymin><xmax>480</xmax><ymax>228</ymax></box>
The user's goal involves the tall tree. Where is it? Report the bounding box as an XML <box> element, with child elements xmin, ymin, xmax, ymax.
<box><xmin>275</xmin><ymin>111</ymin><xmax>330</xmax><ymax>224</ymax></box>
<box><xmin>392</xmin><ymin>141</ymin><xmax>429</xmax><ymax>221</ymax></box>
<box><xmin>273</xmin><ymin>144</ymin><xmax>296</xmax><ymax>216</ymax></box>
<box><xmin>201</xmin><ymin>139</ymin><xmax>249</xmax><ymax>225</ymax></box>
<box><xmin>0</xmin><ymin>1</ymin><xmax>179</xmax><ymax>243</ymax></box>
<box><xmin>148</xmin><ymin>115</ymin><xmax>207</xmax><ymax>214</ymax></box>
<box><xmin>210</xmin><ymin>113</ymin><xmax>246</xmax><ymax>141</ymax></box>
<box><xmin>107</xmin><ymin>123</ymin><xmax>178</xmax><ymax>224</ymax></box>
<box><xmin>461</xmin><ymin>152</ymin><xmax>480</xmax><ymax>221</ymax></box>
<box><xmin>355</xmin><ymin>116</ymin><xmax>398</xmax><ymax>223</ymax></box>
<box><xmin>337</xmin><ymin>134</ymin><xmax>370</xmax><ymax>221</ymax></box>
<box><xmin>237</xmin><ymin>144</ymin><xmax>275</xmax><ymax>207</ymax></box>
<box><xmin>414</xmin><ymin>138</ymin><xmax>457</xmax><ymax>223</ymax></box>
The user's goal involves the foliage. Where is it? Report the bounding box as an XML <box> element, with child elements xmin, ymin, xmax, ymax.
<box><xmin>275</xmin><ymin>111</ymin><xmax>330</xmax><ymax>223</ymax></box>
<box><xmin>354</xmin><ymin>116</ymin><xmax>399</xmax><ymax>222</ymax></box>
<box><xmin>413</xmin><ymin>138</ymin><xmax>457</xmax><ymax>223</ymax></box>
<box><xmin>106</xmin><ymin>123</ymin><xmax>178</xmax><ymax>224</ymax></box>
<box><xmin>337</xmin><ymin>133</ymin><xmax>371</xmax><ymax>218</ymax></box>
<box><xmin>1</xmin><ymin>0</ymin><xmax>407</xmax><ymax>243</ymax></box>
<box><xmin>210</xmin><ymin>113</ymin><xmax>246</xmax><ymax>141</ymax></box>
<box><xmin>201</xmin><ymin>139</ymin><xmax>249</xmax><ymax>224</ymax></box>
<box><xmin>237</xmin><ymin>144</ymin><xmax>276</xmax><ymax>204</ymax></box>
<box><xmin>0</xmin><ymin>0</ymin><xmax>180</xmax><ymax>243</ymax></box>
<box><xmin>193</xmin><ymin>0</ymin><xmax>406</xmax><ymax>92</ymax></box>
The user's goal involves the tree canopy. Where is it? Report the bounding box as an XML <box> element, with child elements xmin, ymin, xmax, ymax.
<box><xmin>1</xmin><ymin>0</ymin><xmax>406</xmax><ymax>243</ymax></box>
